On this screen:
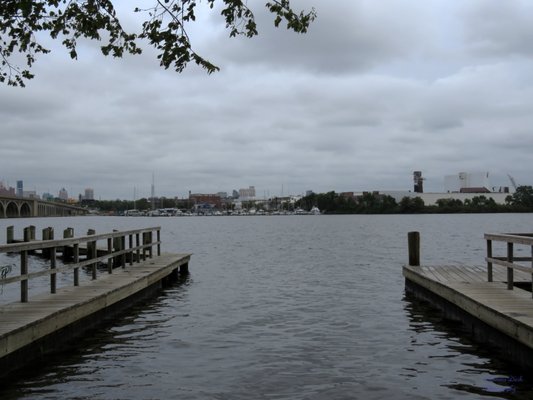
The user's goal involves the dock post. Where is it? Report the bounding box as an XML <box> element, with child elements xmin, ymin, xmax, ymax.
<box><xmin>20</xmin><ymin>225</ymin><xmax>31</xmax><ymax>301</ymax></box>
<box><xmin>107</xmin><ymin>237</ymin><xmax>113</xmax><ymax>273</ymax></box>
<box><xmin>113</xmin><ymin>230</ymin><xmax>121</xmax><ymax>268</ymax></box>
<box><xmin>6</xmin><ymin>226</ymin><xmax>13</xmax><ymax>244</ymax></box>
<box><xmin>29</xmin><ymin>225</ymin><xmax>36</xmax><ymax>241</ymax></box>
<box><xmin>21</xmin><ymin>250</ymin><xmax>28</xmax><ymax>302</ymax></box>
<box><xmin>157</xmin><ymin>229</ymin><xmax>161</xmax><ymax>256</ymax></box>
<box><xmin>50</xmin><ymin>245</ymin><xmax>57</xmax><ymax>294</ymax></box>
<box><xmin>142</xmin><ymin>232</ymin><xmax>151</xmax><ymax>260</ymax></box>
<box><xmin>24</xmin><ymin>226</ymin><xmax>35</xmax><ymax>255</ymax></box>
<box><xmin>121</xmin><ymin>235</ymin><xmax>126</xmax><ymax>268</ymax></box>
<box><xmin>486</xmin><ymin>239</ymin><xmax>493</xmax><ymax>282</ymax></box>
<box><xmin>63</xmin><ymin>228</ymin><xmax>74</xmax><ymax>261</ymax></box>
<box><xmin>128</xmin><ymin>234</ymin><xmax>134</xmax><ymax>266</ymax></box>
<box><xmin>42</xmin><ymin>227</ymin><xmax>54</xmax><ymax>259</ymax></box>
<box><xmin>507</xmin><ymin>242</ymin><xmax>514</xmax><ymax>290</ymax></box>
<box><xmin>87</xmin><ymin>229</ymin><xmax>97</xmax><ymax>280</ymax></box>
<box><xmin>73</xmin><ymin>243</ymin><xmax>80</xmax><ymax>286</ymax></box>
<box><xmin>136</xmin><ymin>233</ymin><xmax>141</xmax><ymax>262</ymax></box>
<box><xmin>179</xmin><ymin>262</ymin><xmax>189</xmax><ymax>275</ymax></box>
<box><xmin>408</xmin><ymin>231</ymin><xmax>420</xmax><ymax>266</ymax></box>
<box><xmin>23</xmin><ymin>227</ymin><xmax>31</xmax><ymax>242</ymax></box>
<box><xmin>149</xmin><ymin>231</ymin><xmax>153</xmax><ymax>258</ymax></box>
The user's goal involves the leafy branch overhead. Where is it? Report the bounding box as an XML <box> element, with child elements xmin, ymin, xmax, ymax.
<box><xmin>0</xmin><ymin>0</ymin><xmax>316</xmax><ymax>87</ymax></box>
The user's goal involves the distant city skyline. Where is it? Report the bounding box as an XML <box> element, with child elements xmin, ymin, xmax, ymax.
<box><xmin>0</xmin><ymin>169</ymin><xmax>519</xmax><ymax>201</ymax></box>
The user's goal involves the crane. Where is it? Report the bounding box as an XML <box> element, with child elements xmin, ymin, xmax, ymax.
<box><xmin>507</xmin><ymin>174</ymin><xmax>518</xmax><ymax>191</ymax></box>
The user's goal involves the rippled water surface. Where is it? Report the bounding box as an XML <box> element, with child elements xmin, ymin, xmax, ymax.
<box><xmin>2</xmin><ymin>214</ymin><xmax>533</xmax><ymax>399</ymax></box>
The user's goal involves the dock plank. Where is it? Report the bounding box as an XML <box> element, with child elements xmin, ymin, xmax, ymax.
<box><xmin>403</xmin><ymin>264</ymin><xmax>533</xmax><ymax>352</ymax></box>
<box><xmin>0</xmin><ymin>253</ymin><xmax>191</xmax><ymax>359</ymax></box>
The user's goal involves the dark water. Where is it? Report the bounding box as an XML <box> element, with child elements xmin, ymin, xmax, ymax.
<box><xmin>2</xmin><ymin>214</ymin><xmax>533</xmax><ymax>399</ymax></box>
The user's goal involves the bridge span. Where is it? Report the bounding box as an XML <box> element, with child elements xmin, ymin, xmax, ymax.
<box><xmin>0</xmin><ymin>196</ymin><xmax>87</xmax><ymax>218</ymax></box>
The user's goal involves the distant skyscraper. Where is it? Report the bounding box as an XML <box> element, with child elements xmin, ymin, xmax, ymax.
<box><xmin>413</xmin><ymin>171</ymin><xmax>424</xmax><ymax>193</ymax></box>
<box><xmin>239</xmin><ymin>186</ymin><xmax>256</xmax><ymax>201</ymax></box>
<box><xmin>59</xmin><ymin>187</ymin><xmax>68</xmax><ymax>201</ymax></box>
<box><xmin>84</xmin><ymin>188</ymin><xmax>94</xmax><ymax>200</ymax></box>
<box><xmin>16</xmin><ymin>180</ymin><xmax>23</xmax><ymax>197</ymax></box>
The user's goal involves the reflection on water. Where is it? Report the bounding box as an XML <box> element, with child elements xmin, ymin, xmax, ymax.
<box><xmin>0</xmin><ymin>273</ymin><xmax>192</xmax><ymax>400</ymax></box>
<box><xmin>404</xmin><ymin>292</ymin><xmax>533</xmax><ymax>398</ymax></box>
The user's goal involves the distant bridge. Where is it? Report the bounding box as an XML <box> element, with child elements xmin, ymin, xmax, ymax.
<box><xmin>0</xmin><ymin>196</ymin><xmax>87</xmax><ymax>218</ymax></box>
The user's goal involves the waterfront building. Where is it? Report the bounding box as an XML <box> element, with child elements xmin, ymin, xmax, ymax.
<box><xmin>444</xmin><ymin>172</ymin><xmax>491</xmax><ymax>193</ymax></box>
<box><xmin>239</xmin><ymin>186</ymin><xmax>256</xmax><ymax>201</ymax></box>
<box><xmin>189</xmin><ymin>193</ymin><xmax>222</xmax><ymax>210</ymax></box>
<box><xmin>365</xmin><ymin>190</ymin><xmax>510</xmax><ymax>206</ymax></box>
<box><xmin>84</xmin><ymin>188</ymin><xmax>94</xmax><ymax>200</ymax></box>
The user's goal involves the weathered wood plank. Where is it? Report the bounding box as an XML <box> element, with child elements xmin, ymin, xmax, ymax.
<box><xmin>0</xmin><ymin>253</ymin><xmax>191</xmax><ymax>355</ymax></box>
<box><xmin>403</xmin><ymin>264</ymin><xmax>533</xmax><ymax>351</ymax></box>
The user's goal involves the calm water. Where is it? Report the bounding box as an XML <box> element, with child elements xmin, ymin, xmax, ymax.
<box><xmin>2</xmin><ymin>214</ymin><xmax>533</xmax><ymax>399</ymax></box>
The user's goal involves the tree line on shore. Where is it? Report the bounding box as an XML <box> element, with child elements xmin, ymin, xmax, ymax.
<box><xmin>85</xmin><ymin>186</ymin><xmax>533</xmax><ymax>215</ymax></box>
<box><xmin>295</xmin><ymin>186</ymin><xmax>533</xmax><ymax>214</ymax></box>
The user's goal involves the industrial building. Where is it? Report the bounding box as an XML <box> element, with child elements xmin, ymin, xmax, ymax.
<box><xmin>356</xmin><ymin>171</ymin><xmax>513</xmax><ymax>206</ymax></box>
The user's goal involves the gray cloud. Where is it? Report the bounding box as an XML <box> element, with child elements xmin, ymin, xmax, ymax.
<box><xmin>462</xmin><ymin>1</ymin><xmax>533</xmax><ymax>58</ymax></box>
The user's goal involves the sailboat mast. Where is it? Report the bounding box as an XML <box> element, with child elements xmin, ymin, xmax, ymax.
<box><xmin>151</xmin><ymin>173</ymin><xmax>155</xmax><ymax>210</ymax></box>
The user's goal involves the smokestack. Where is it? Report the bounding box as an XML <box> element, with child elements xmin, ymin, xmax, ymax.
<box><xmin>413</xmin><ymin>171</ymin><xmax>423</xmax><ymax>193</ymax></box>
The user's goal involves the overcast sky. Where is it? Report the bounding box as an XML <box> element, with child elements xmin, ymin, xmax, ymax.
<box><xmin>1</xmin><ymin>0</ymin><xmax>533</xmax><ymax>200</ymax></box>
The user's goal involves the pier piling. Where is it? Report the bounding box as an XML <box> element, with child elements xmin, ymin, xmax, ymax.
<box><xmin>6</xmin><ymin>226</ymin><xmax>13</xmax><ymax>244</ymax></box>
<box><xmin>42</xmin><ymin>227</ymin><xmax>54</xmax><ymax>259</ymax></box>
<box><xmin>63</xmin><ymin>228</ymin><xmax>74</xmax><ymax>261</ymax></box>
<box><xmin>407</xmin><ymin>231</ymin><xmax>420</xmax><ymax>266</ymax></box>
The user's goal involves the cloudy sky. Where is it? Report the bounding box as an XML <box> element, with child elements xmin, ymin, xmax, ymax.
<box><xmin>1</xmin><ymin>0</ymin><xmax>533</xmax><ymax>200</ymax></box>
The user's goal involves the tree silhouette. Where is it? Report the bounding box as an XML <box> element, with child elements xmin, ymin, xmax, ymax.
<box><xmin>0</xmin><ymin>0</ymin><xmax>316</xmax><ymax>86</ymax></box>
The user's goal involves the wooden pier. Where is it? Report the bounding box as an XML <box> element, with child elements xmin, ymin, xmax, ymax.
<box><xmin>0</xmin><ymin>226</ymin><xmax>191</xmax><ymax>377</ymax></box>
<box><xmin>404</xmin><ymin>231</ymin><xmax>533</xmax><ymax>370</ymax></box>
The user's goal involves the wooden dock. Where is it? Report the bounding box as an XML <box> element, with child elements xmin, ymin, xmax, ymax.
<box><xmin>404</xmin><ymin>232</ymin><xmax>533</xmax><ymax>370</ymax></box>
<box><xmin>0</xmin><ymin>226</ymin><xmax>191</xmax><ymax>377</ymax></box>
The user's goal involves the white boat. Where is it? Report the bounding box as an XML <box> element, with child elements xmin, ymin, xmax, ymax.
<box><xmin>310</xmin><ymin>206</ymin><xmax>320</xmax><ymax>215</ymax></box>
<box><xmin>125</xmin><ymin>209</ymin><xmax>143</xmax><ymax>216</ymax></box>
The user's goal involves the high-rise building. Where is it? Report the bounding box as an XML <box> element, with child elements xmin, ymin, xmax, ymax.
<box><xmin>413</xmin><ymin>171</ymin><xmax>424</xmax><ymax>193</ymax></box>
<box><xmin>84</xmin><ymin>188</ymin><xmax>94</xmax><ymax>200</ymax></box>
<box><xmin>58</xmin><ymin>187</ymin><xmax>68</xmax><ymax>201</ymax></box>
<box><xmin>16</xmin><ymin>180</ymin><xmax>23</xmax><ymax>197</ymax></box>
<box><xmin>239</xmin><ymin>186</ymin><xmax>256</xmax><ymax>201</ymax></box>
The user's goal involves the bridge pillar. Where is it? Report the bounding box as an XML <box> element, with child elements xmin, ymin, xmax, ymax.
<box><xmin>32</xmin><ymin>199</ymin><xmax>38</xmax><ymax>217</ymax></box>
